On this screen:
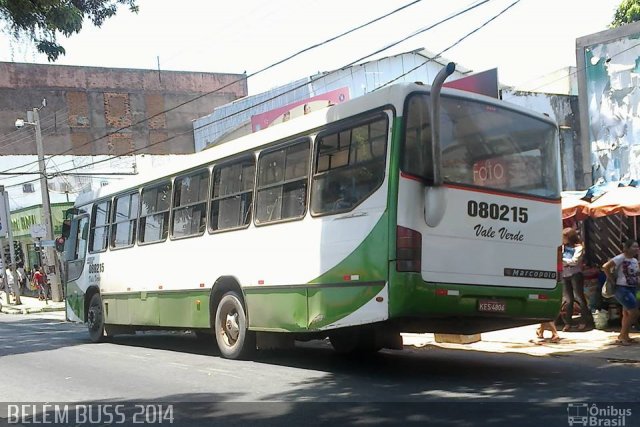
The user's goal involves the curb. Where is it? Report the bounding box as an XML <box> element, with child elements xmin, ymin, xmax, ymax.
<box><xmin>0</xmin><ymin>305</ymin><xmax>65</xmax><ymax>315</ymax></box>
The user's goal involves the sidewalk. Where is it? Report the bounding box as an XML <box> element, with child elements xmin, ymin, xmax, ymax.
<box><xmin>0</xmin><ymin>293</ymin><xmax>65</xmax><ymax>314</ymax></box>
<box><xmin>403</xmin><ymin>325</ymin><xmax>640</xmax><ymax>362</ymax></box>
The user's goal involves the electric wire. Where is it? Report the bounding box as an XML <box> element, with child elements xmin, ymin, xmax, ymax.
<box><xmin>0</xmin><ymin>0</ymin><xmax>426</xmax><ymax>176</ymax></box>
<box><xmin>376</xmin><ymin>0</ymin><xmax>521</xmax><ymax>90</ymax></box>
<box><xmin>502</xmin><ymin>40</ymin><xmax>640</xmax><ymax>100</ymax></box>
<box><xmin>4</xmin><ymin>0</ymin><xmax>500</xmax><ymax>188</ymax></box>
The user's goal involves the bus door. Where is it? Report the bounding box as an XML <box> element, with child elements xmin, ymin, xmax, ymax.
<box><xmin>64</xmin><ymin>215</ymin><xmax>89</xmax><ymax>321</ymax></box>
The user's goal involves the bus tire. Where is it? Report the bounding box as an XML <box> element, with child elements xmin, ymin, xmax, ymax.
<box><xmin>214</xmin><ymin>291</ymin><xmax>255</xmax><ymax>359</ymax></box>
<box><xmin>87</xmin><ymin>293</ymin><xmax>107</xmax><ymax>343</ymax></box>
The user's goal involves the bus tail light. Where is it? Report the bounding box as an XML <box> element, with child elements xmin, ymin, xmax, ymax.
<box><xmin>397</xmin><ymin>226</ymin><xmax>422</xmax><ymax>272</ymax></box>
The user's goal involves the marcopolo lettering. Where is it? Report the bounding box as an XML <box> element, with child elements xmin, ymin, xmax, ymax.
<box><xmin>504</xmin><ymin>268</ymin><xmax>556</xmax><ymax>280</ymax></box>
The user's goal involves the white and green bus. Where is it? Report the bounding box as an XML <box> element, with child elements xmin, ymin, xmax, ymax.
<box><xmin>62</xmin><ymin>76</ymin><xmax>562</xmax><ymax>359</ymax></box>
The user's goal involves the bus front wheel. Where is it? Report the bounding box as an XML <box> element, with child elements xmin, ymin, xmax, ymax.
<box><xmin>87</xmin><ymin>293</ymin><xmax>107</xmax><ymax>343</ymax></box>
<box><xmin>214</xmin><ymin>291</ymin><xmax>255</xmax><ymax>359</ymax></box>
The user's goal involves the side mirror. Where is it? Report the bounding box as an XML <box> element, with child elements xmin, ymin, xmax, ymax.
<box><xmin>61</xmin><ymin>219</ymin><xmax>71</xmax><ymax>238</ymax></box>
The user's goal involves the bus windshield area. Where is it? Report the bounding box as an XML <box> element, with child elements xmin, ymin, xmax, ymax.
<box><xmin>402</xmin><ymin>93</ymin><xmax>561</xmax><ymax>199</ymax></box>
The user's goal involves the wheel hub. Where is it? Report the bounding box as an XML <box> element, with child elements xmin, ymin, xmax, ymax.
<box><xmin>224</xmin><ymin>312</ymin><xmax>240</xmax><ymax>341</ymax></box>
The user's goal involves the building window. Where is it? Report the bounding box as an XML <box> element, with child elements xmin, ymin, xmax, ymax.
<box><xmin>22</xmin><ymin>183</ymin><xmax>35</xmax><ymax>193</ymax></box>
<box><xmin>139</xmin><ymin>181</ymin><xmax>171</xmax><ymax>244</ymax></box>
<box><xmin>110</xmin><ymin>192</ymin><xmax>139</xmax><ymax>249</ymax></box>
<box><xmin>89</xmin><ymin>200</ymin><xmax>111</xmax><ymax>253</ymax></box>
<box><xmin>311</xmin><ymin>115</ymin><xmax>388</xmax><ymax>215</ymax></box>
<box><xmin>210</xmin><ymin>156</ymin><xmax>255</xmax><ymax>231</ymax></box>
<box><xmin>256</xmin><ymin>139</ymin><xmax>309</xmax><ymax>224</ymax></box>
<box><xmin>172</xmin><ymin>169</ymin><xmax>209</xmax><ymax>238</ymax></box>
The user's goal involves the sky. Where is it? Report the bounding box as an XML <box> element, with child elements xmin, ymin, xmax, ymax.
<box><xmin>0</xmin><ymin>0</ymin><xmax>624</xmax><ymax>95</ymax></box>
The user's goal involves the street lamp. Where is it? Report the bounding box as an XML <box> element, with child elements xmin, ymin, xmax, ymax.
<box><xmin>15</xmin><ymin>100</ymin><xmax>63</xmax><ymax>302</ymax></box>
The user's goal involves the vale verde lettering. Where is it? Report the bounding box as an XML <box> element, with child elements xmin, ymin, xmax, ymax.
<box><xmin>473</xmin><ymin>224</ymin><xmax>525</xmax><ymax>242</ymax></box>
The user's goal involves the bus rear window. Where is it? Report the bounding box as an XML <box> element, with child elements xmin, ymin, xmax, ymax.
<box><xmin>403</xmin><ymin>94</ymin><xmax>560</xmax><ymax>198</ymax></box>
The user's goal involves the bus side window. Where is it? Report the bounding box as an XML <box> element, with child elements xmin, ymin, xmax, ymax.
<box><xmin>111</xmin><ymin>192</ymin><xmax>138</xmax><ymax>248</ymax></box>
<box><xmin>211</xmin><ymin>156</ymin><xmax>255</xmax><ymax>231</ymax></box>
<box><xmin>311</xmin><ymin>114</ymin><xmax>388</xmax><ymax>215</ymax></box>
<box><xmin>255</xmin><ymin>139</ymin><xmax>309</xmax><ymax>224</ymax></box>
<box><xmin>172</xmin><ymin>168</ymin><xmax>209</xmax><ymax>238</ymax></box>
<box><xmin>89</xmin><ymin>200</ymin><xmax>111</xmax><ymax>253</ymax></box>
<box><xmin>139</xmin><ymin>181</ymin><xmax>172</xmax><ymax>244</ymax></box>
<box><xmin>403</xmin><ymin>95</ymin><xmax>433</xmax><ymax>181</ymax></box>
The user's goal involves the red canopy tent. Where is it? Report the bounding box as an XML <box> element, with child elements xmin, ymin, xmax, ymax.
<box><xmin>587</xmin><ymin>186</ymin><xmax>640</xmax><ymax>219</ymax></box>
<box><xmin>562</xmin><ymin>186</ymin><xmax>640</xmax><ymax>265</ymax></box>
<box><xmin>561</xmin><ymin>195</ymin><xmax>590</xmax><ymax>221</ymax></box>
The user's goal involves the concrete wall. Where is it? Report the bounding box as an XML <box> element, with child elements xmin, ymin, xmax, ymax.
<box><xmin>577</xmin><ymin>21</ymin><xmax>640</xmax><ymax>187</ymax></box>
<box><xmin>0</xmin><ymin>62</ymin><xmax>247</xmax><ymax>155</ymax></box>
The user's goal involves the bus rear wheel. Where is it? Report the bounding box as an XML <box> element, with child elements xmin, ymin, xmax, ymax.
<box><xmin>214</xmin><ymin>291</ymin><xmax>255</xmax><ymax>359</ymax></box>
<box><xmin>87</xmin><ymin>293</ymin><xmax>107</xmax><ymax>343</ymax></box>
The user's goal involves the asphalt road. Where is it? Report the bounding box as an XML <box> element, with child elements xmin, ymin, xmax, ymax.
<box><xmin>1</xmin><ymin>313</ymin><xmax>638</xmax><ymax>426</ymax></box>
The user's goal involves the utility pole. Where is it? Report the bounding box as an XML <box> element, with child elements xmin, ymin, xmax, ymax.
<box><xmin>4</xmin><ymin>191</ymin><xmax>21</xmax><ymax>305</ymax></box>
<box><xmin>32</xmin><ymin>107</ymin><xmax>63</xmax><ymax>302</ymax></box>
<box><xmin>0</xmin><ymin>234</ymin><xmax>8</xmax><ymax>305</ymax></box>
<box><xmin>0</xmin><ymin>185</ymin><xmax>14</xmax><ymax>304</ymax></box>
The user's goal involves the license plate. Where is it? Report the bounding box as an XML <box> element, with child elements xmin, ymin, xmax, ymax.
<box><xmin>478</xmin><ymin>299</ymin><xmax>506</xmax><ymax>313</ymax></box>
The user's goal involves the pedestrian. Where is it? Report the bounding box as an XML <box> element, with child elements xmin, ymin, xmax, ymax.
<box><xmin>602</xmin><ymin>239</ymin><xmax>640</xmax><ymax>346</ymax></box>
<box><xmin>561</xmin><ymin>227</ymin><xmax>594</xmax><ymax>331</ymax></box>
<box><xmin>5</xmin><ymin>267</ymin><xmax>15</xmax><ymax>296</ymax></box>
<box><xmin>17</xmin><ymin>263</ymin><xmax>26</xmax><ymax>294</ymax></box>
<box><xmin>32</xmin><ymin>265</ymin><xmax>47</xmax><ymax>302</ymax></box>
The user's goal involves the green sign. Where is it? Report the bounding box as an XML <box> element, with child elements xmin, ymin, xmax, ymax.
<box><xmin>10</xmin><ymin>203</ymin><xmax>74</xmax><ymax>238</ymax></box>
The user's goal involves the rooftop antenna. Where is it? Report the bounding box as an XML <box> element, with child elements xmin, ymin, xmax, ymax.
<box><xmin>157</xmin><ymin>56</ymin><xmax>162</xmax><ymax>84</ymax></box>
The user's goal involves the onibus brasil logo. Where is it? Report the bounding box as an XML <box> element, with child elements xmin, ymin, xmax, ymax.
<box><xmin>567</xmin><ymin>403</ymin><xmax>632</xmax><ymax>426</ymax></box>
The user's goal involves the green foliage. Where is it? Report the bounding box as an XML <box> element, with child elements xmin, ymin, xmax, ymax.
<box><xmin>0</xmin><ymin>0</ymin><xmax>138</xmax><ymax>61</ymax></box>
<box><xmin>611</xmin><ymin>0</ymin><xmax>640</xmax><ymax>28</ymax></box>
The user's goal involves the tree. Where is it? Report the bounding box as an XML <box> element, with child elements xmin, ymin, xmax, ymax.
<box><xmin>611</xmin><ymin>0</ymin><xmax>640</xmax><ymax>28</ymax></box>
<box><xmin>0</xmin><ymin>0</ymin><xmax>138</xmax><ymax>61</ymax></box>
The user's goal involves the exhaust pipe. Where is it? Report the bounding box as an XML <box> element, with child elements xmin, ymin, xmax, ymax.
<box><xmin>430</xmin><ymin>62</ymin><xmax>456</xmax><ymax>186</ymax></box>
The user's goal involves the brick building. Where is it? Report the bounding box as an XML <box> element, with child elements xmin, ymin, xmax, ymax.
<box><xmin>0</xmin><ymin>62</ymin><xmax>247</xmax><ymax>155</ymax></box>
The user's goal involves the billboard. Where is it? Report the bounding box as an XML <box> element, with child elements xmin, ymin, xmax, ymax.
<box><xmin>444</xmin><ymin>68</ymin><xmax>499</xmax><ymax>99</ymax></box>
<box><xmin>250</xmin><ymin>87</ymin><xmax>349</xmax><ymax>132</ymax></box>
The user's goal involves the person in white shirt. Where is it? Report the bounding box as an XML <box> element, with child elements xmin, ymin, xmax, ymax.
<box><xmin>602</xmin><ymin>239</ymin><xmax>639</xmax><ymax>346</ymax></box>
<box><xmin>4</xmin><ymin>267</ymin><xmax>15</xmax><ymax>295</ymax></box>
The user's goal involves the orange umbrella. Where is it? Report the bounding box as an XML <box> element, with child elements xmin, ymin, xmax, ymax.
<box><xmin>588</xmin><ymin>186</ymin><xmax>640</xmax><ymax>218</ymax></box>
<box><xmin>562</xmin><ymin>193</ymin><xmax>590</xmax><ymax>220</ymax></box>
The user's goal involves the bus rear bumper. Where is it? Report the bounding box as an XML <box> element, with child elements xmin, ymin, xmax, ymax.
<box><xmin>388</xmin><ymin>276</ymin><xmax>562</xmax><ymax>334</ymax></box>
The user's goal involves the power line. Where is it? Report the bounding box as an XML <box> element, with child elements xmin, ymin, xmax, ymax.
<box><xmin>0</xmin><ymin>107</ymin><xmax>69</xmax><ymax>153</ymax></box>
<box><xmin>502</xmin><ymin>40</ymin><xmax>640</xmax><ymax>99</ymax></box>
<box><xmin>5</xmin><ymin>0</ymin><xmax>497</xmax><ymax>186</ymax></box>
<box><xmin>0</xmin><ymin>0</ymin><xmax>425</xmax><ymax>176</ymax></box>
<box><xmin>376</xmin><ymin>0</ymin><xmax>521</xmax><ymax>90</ymax></box>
